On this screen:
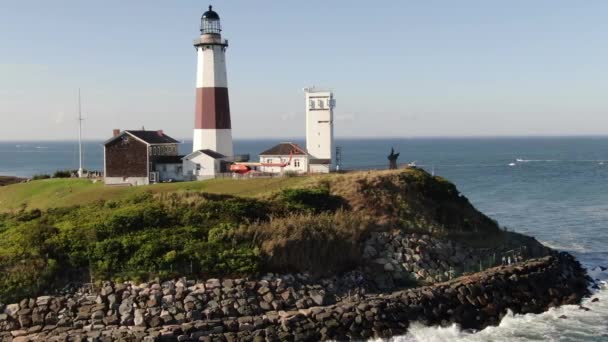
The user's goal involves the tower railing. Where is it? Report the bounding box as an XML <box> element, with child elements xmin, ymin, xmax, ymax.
<box><xmin>193</xmin><ymin>37</ymin><xmax>228</xmax><ymax>47</ymax></box>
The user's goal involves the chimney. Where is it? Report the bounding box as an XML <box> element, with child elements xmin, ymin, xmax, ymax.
<box><xmin>157</xmin><ymin>130</ymin><xmax>164</xmax><ymax>137</ymax></box>
<box><xmin>113</xmin><ymin>129</ymin><xmax>120</xmax><ymax>137</ymax></box>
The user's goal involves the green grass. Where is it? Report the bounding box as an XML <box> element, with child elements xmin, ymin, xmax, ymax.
<box><xmin>0</xmin><ymin>176</ymin><xmax>315</xmax><ymax>213</ymax></box>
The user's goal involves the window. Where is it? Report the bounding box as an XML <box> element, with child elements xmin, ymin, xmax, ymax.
<box><xmin>267</xmin><ymin>158</ymin><xmax>273</xmax><ymax>163</ymax></box>
<box><xmin>318</xmin><ymin>99</ymin><xmax>324</xmax><ymax>109</ymax></box>
<box><xmin>309</xmin><ymin>100</ymin><xmax>315</xmax><ymax>109</ymax></box>
<box><xmin>162</xmin><ymin>165</ymin><xmax>167</xmax><ymax>172</ymax></box>
<box><xmin>294</xmin><ymin>159</ymin><xmax>300</xmax><ymax>167</ymax></box>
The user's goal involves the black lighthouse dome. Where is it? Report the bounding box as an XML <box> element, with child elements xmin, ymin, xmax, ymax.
<box><xmin>202</xmin><ymin>5</ymin><xmax>220</xmax><ymax>20</ymax></box>
<box><xmin>201</xmin><ymin>5</ymin><xmax>221</xmax><ymax>34</ymax></box>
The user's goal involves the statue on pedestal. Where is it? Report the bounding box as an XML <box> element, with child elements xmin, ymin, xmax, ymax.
<box><xmin>388</xmin><ymin>147</ymin><xmax>399</xmax><ymax>170</ymax></box>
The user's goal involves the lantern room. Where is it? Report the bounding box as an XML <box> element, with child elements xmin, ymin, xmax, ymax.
<box><xmin>200</xmin><ymin>5</ymin><xmax>221</xmax><ymax>35</ymax></box>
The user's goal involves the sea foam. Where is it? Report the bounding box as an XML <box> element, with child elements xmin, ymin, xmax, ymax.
<box><xmin>370</xmin><ymin>268</ymin><xmax>608</xmax><ymax>342</ymax></box>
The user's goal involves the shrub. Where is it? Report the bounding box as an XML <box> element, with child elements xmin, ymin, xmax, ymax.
<box><xmin>237</xmin><ymin>211</ymin><xmax>372</xmax><ymax>276</ymax></box>
<box><xmin>31</xmin><ymin>174</ymin><xmax>50</xmax><ymax>180</ymax></box>
<box><xmin>52</xmin><ymin>170</ymin><xmax>72</xmax><ymax>178</ymax></box>
<box><xmin>276</xmin><ymin>187</ymin><xmax>348</xmax><ymax>214</ymax></box>
<box><xmin>284</xmin><ymin>171</ymin><xmax>299</xmax><ymax>178</ymax></box>
<box><xmin>15</xmin><ymin>209</ymin><xmax>42</xmax><ymax>222</ymax></box>
<box><xmin>179</xmin><ymin>196</ymin><xmax>270</xmax><ymax>226</ymax></box>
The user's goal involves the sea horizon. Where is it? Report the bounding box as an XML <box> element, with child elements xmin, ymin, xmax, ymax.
<box><xmin>3</xmin><ymin>134</ymin><xmax>608</xmax><ymax>143</ymax></box>
<box><xmin>3</xmin><ymin>136</ymin><xmax>608</xmax><ymax>178</ymax></box>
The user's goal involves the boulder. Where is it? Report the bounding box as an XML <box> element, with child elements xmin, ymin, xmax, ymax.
<box><xmin>134</xmin><ymin>309</ymin><xmax>145</xmax><ymax>327</ymax></box>
<box><xmin>309</xmin><ymin>291</ymin><xmax>325</xmax><ymax>306</ymax></box>
<box><xmin>4</xmin><ymin>304</ymin><xmax>19</xmax><ymax>317</ymax></box>
<box><xmin>36</xmin><ymin>296</ymin><xmax>51</xmax><ymax>307</ymax></box>
<box><xmin>363</xmin><ymin>245</ymin><xmax>378</xmax><ymax>259</ymax></box>
<box><xmin>206</xmin><ymin>279</ymin><xmax>221</xmax><ymax>289</ymax></box>
<box><xmin>118</xmin><ymin>300</ymin><xmax>133</xmax><ymax>318</ymax></box>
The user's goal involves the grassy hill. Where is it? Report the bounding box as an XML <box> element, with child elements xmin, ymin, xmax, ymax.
<box><xmin>0</xmin><ymin>176</ymin><xmax>314</xmax><ymax>213</ymax></box>
<box><xmin>0</xmin><ymin>168</ymin><xmax>513</xmax><ymax>303</ymax></box>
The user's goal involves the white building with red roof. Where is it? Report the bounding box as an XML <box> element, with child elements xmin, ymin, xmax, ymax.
<box><xmin>258</xmin><ymin>142</ymin><xmax>309</xmax><ymax>174</ymax></box>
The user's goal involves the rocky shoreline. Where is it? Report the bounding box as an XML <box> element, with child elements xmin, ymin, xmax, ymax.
<box><xmin>0</xmin><ymin>252</ymin><xmax>589</xmax><ymax>341</ymax></box>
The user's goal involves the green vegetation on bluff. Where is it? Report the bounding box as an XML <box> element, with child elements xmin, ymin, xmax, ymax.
<box><xmin>0</xmin><ymin>176</ymin><xmax>23</xmax><ymax>187</ymax></box>
<box><xmin>0</xmin><ymin>168</ymin><xmax>504</xmax><ymax>303</ymax></box>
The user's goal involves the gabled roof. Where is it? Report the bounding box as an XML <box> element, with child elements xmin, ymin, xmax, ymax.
<box><xmin>126</xmin><ymin>130</ymin><xmax>179</xmax><ymax>144</ymax></box>
<box><xmin>200</xmin><ymin>149</ymin><xmax>226</xmax><ymax>159</ymax></box>
<box><xmin>103</xmin><ymin>130</ymin><xmax>179</xmax><ymax>146</ymax></box>
<box><xmin>184</xmin><ymin>149</ymin><xmax>227</xmax><ymax>160</ymax></box>
<box><xmin>259</xmin><ymin>142</ymin><xmax>307</xmax><ymax>156</ymax></box>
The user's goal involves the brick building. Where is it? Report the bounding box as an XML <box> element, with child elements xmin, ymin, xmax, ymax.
<box><xmin>103</xmin><ymin>130</ymin><xmax>184</xmax><ymax>186</ymax></box>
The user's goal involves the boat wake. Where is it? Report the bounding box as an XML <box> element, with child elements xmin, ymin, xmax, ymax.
<box><xmin>515</xmin><ymin>158</ymin><xmax>558</xmax><ymax>163</ymax></box>
<box><xmin>515</xmin><ymin>158</ymin><xmax>607</xmax><ymax>164</ymax></box>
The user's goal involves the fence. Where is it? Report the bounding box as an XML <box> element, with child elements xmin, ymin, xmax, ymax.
<box><xmin>212</xmin><ymin>172</ymin><xmax>284</xmax><ymax>179</ymax></box>
<box><xmin>447</xmin><ymin>245</ymin><xmax>529</xmax><ymax>280</ymax></box>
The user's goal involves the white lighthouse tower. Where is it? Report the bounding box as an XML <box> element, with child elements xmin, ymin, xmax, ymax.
<box><xmin>305</xmin><ymin>88</ymin><xmax>335</xmax><ymax>173</ymax></box>
<box><xmin>192</xmin><ymin>6</ymin><xmax>233</xmax><ymax>157</ymax></box>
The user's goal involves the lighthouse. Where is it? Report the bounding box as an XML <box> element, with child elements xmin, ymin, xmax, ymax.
<box><xmin>192</xmin><ymin>6</ymin><xmax>233</xmax><ymax>156</ymax></box>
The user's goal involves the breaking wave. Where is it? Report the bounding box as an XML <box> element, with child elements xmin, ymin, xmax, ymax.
<box><xmin>370</xmin><ymin>267</ymin><xmax>608</xmax><ymax>342</ymax></box>
<box><xmin>540</xmin><ymin>240</ymin><xmax>591</xmax><ymax>253</ymax></box>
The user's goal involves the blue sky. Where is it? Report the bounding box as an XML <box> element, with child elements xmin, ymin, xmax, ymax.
<box><xmin>1</xmin><ymin>0</ymin><xmax>608</xmax><ymax>140</ymax></box>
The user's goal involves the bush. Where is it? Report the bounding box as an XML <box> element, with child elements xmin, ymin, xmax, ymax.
<box><xmin>15</xmin><ymin>209</ymin><xmax>42</xmax><ymax>222</ymax></box>
<box><xmin>276</xmin><ymin>187</ymin><xmax>348</xmax><ymax>214</ymax></box>
<box><xmin>0</xmin><ymin>187</ymin><xmax>353</xmax><ymax>302</ymax></box>
<box><xmin>179</xmin><ymin>196</ymin><xmax>270</xmax><ymax>226</ymax></box>
<box><xmin>237</xmin><ymin>211</ymin><xmax>372</xmax><ymax>276</ymax></box>
<box><xmin>52</xmin><ymin>170</ymin><xmax>72</xmax><ymax>178</ymax></box>
<box><xmin>31</xmin><ymin>174</ymin><xmax>50</xmax><ymax>180</ymax></box>
<box><xmin>284</xmin><ymin>171</ymin><xmax>299</xmax><ymax>178</ymax></box>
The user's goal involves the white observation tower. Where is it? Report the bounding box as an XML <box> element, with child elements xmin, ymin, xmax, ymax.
<box><xmin>192</xmin><ymin>6</ymin><xmax>233</xmax><ymax>157</ymax></box>
<box><xmin>305</xmin><ymin>87</ymin><xmax>335</xmax><ymax>173</ymax></box>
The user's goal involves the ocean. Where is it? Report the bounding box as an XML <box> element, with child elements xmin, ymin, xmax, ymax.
<box><xmin>1</xmin><ymin>137</ymin><xmax>607</xmax><ymax>341</ymax></box>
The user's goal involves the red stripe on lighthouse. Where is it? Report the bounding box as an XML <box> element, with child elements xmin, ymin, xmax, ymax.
<box><xmin>194</xmin><ymin>87</ymin><xmax>231</xmax><ymax>129</ymax></box>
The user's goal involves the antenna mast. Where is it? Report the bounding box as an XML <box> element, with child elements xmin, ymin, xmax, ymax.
<box><xmin>77</xmin><ymin>89</ymin><xmax>84</xmax><ymax>178</ymax></box>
